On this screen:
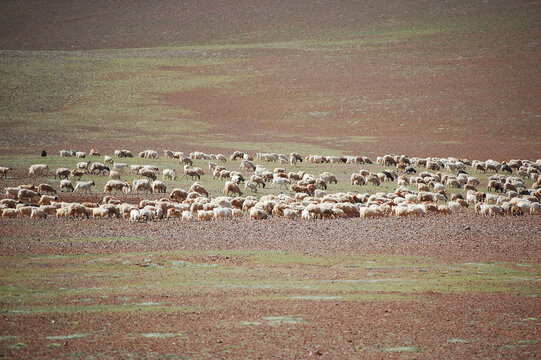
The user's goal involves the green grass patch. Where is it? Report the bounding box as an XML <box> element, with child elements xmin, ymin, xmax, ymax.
<box><xmin>1</xmin><ymin>251</ymin><xmax>539</xmax><ymax>318</ymax></box>
<box><xmin>1</xmin><ymin>304</ymin><xmax>205</xmax><ymax>316</ymax></box>
<box><xmin>0</xmin><ymin>50</ymin><xmax>243</xmax><ymax>151</ymax></box>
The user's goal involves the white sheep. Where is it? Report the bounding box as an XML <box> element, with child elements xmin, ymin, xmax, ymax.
<box><xmin>530</xmin><ymin>203</ymin><xmax>541</xmax><ymax>215</ymax></box>
<box><xmin>60</xmin><ymin>180</ymin><xmax>74</xmax><ymax>192</ymax></box>
<box><xmin>113</xmin><ymin>163</ymin><xmax>129</xmax><ymax>172</ymax></box>
<box><xmin>239</xmin><ymin>160</ymin><xmax>256</xmax><ymax>171</ymax></box>
<box><xmin>152</xmin><ymin>181</ymin><xmax>167</xmax><ymax>194</ymax></box>
<box><xmin>163</xmin><ymin>169</ymin><xmax>176</xmax><ymax>181</ymax></box>
<box><xmin>244</xmin><ymin>181</ymin><xmax>258</xmax><ymax>193</ymax></box>
<box><xmin>74</xmin><ymin>181</ymin><xmax>96</xmax><ymax>193</ymax></box>
<box><xmin>29</xmin><ymin>164</ymin><xmax>49</xmax><ymax>177</ymax></box>
<box><xmin>130</xmin><ymin>209</ymin><xmax>141</xmax><ymax>222</ymax></box>
<box><xmin>271</xmin><ymin>177</ymin><xmax>290</xmax><ymax>190</ymax></box>
<box><xmin>249</xmin><ymin>207</ymin><xmax>268</xmax><ymax>220</ymax></box>
<box><xmin>214</xmin><ymin>207</ymin><xmax>233</xmax><ymax>220</ymax></box>
<box><xmin>132</xmin><ymin>179</ymin><xmax>152</xmax><ymax>194</ymax></box>
<box><xmin>110</xmin><ymin>170</ymin><xmax>121</xmax><ymax>180</ymax></box>
<box><xmin>30</xmin><ymin>208</ymin><xmax>47</xmax><ymax>219</ymax></box>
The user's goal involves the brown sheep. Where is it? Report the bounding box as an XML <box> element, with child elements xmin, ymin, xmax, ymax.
<box><xmin>2</xmin><ymin>208</ymin><xmax>18</xmax><ymax>218</ymax></box>
<box><xmin>18</xmin><ymin>189</ymin><xmax>41</xmax><ymax>203</ymax></box>
<box><xmin>169</xmin><ymin>188</ymin><xmax>188</xmax><ymax>202</ymax></box>
<box><xmin>224</xmin><ymin>181</ymin><xmax>242</xmax><ymax>196</ymax></box>
<box><xmin>37</xmin><ymin>183</ymin><xmax>56</xmax><ymax>194</ymax></box>
<box><xmin>189</xmin><ymin>182</ymin><xmax>209</xmax><ymax>197</ymax></box>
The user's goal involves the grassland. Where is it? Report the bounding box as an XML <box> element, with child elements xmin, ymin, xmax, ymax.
<box><xmin>1</xmin><ymin>1</ymin><xmax>540</xmax><ymax>357</ymax></box>
<box><xmin>1</xmin><ymin>5</ymin><xmax>539</xmax><ymax>158</ymax></box>
<box><xmin>1</xmin><ymin>249</ymin><xmax>539</xmax><ymax>358</ymax></box>
<box><xmin>1</xmin><ymin>151</ymin><xmax>529</xmax><ymax>202</ymax></box>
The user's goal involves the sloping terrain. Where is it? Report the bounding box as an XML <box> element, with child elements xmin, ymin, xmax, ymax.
<box><xmin>0</xmin><ymin>0</ymin><xmax>540</xmax><ymax>159</ymax></box>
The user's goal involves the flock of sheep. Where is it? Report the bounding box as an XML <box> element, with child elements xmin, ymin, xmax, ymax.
<box><xmin>1</xmin><ymin>148</ymin><xmax>541</xmax><ymax>221</ymax></box>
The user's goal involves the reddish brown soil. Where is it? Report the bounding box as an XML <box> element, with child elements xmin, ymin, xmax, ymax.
<box><xmin>1</xmin><ymin>214</ymin><xmax>540</xmax><ymax>263</ymax></box>
<box><xmin>1</xmin><ymin>2</ymin><xmax>540</xmax><ymax>358</ymax></box>
<box><xmin>1</xmin><ymin>214</ymin><xmax>540</xmax><ymax>359</ymax></box>
<box><xmin>1</xmin><ymin>1</ymin><xmax>540</xmax><ymax>160</ymax></box>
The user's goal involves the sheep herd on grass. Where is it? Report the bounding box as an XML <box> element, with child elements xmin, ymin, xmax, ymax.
<box><xmin>1</xmin><ymin>148</ymin><xmax>541</xmax><ymax>221</ymax></box>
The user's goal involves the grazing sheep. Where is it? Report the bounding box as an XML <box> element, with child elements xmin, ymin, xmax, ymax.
<box><xmin>161</xmin><ymin>168</ymin><xmax>177</xmax><ymax>181</ymax></box>
<box><xmin>189</xmin><ymin>182</ymin><xmax>209</xmax><ymax>197</ymax></box>
<box><xmin>170</xmin><ymin>188</ymin><xmax>188</xmax><ymax>202</ymax></box>
<box><xmin>59</xmin><ymin>150</ymin><xmax>71</xmax><ymax>157</ymax></box>
<box><xmin>70</xmin><ymin>169</ymin><xmax>84</xmax><ymax>180</ymax></box>
<box><xmin>366</xmin><ymin>175</ymin><xmax>380</xmax><ymax>186</ymax></box>
<box><xmin>351</xmin><ymin>174</ymin><xmax>366</xmax><ymax>186</ymax></box>
<box><xmin>67</xmin><ymin>203</ymin><xmax>90</xmax><ymax>219</ymax></box>
<box><xmin>39</xmin><ymin>195</ymin><xmax>58</xmax><ymax>206</ymax></box>
<box><xmin>37</xmin><ymin>183</ymin><xmax>56</xmax><ymax>194</ymax></box>
<box><xmin>359</xmin><ymin>206</ymin><xmax>383</xmax><ymax>218</ymax></box>
<box><xmin>55</xmin><ymin>168</ymin><xmax>71</xmax><ymax>180</ymax></box>
<box><xmin>530</xmin><ymin>203</ymin><xmax>541</xmax><ymax>215</ymax></box>
<box><xmin>104</xmin><ymin>156</ymin><xmax>113</xmax><ymax>164</ymax></box>
<box><xmin>244</xmin><ymin>181</ymin><xmax>258</xmax><ymax>193</ymax></box>
<box><xmin>90</xmin><ymin>162</ymin><xmax>110</xmax><ymax>175</ymax></box>
<box><xmin>2</xmin><ymin>208</ymin><xmax>19</xmax><ymax>218</ymax></box>
<box><xmin>60</xmin><ymin>180</ymin><xmax>74</xmax><ymax>192</ymax></box>
<box><xmin>130</xmin><ymin>209</ymin><xmax>141</xmax><ymax>222</ymax></box>
<box><xmin>104</xmin><ymin>180</ymin><xmax>129</xmax><ymax>194</ymax></box>
<box><xmin>89</xmin><ymin>148</ymin><xmax>100</xmax><ymax>156</ymax></box>
<box><xmin>224</xmin><ymin>181</ymin><xmax>242</xmax><ymax>196</ymax></box>
<box><xmin>487</xmin><ymin>180</ymin><xmax>504</xmax><ymax>193</ymax></box>
<box><xmin>249</xmin><ymin>207</ymin><xmax>268</xmax><ymax>220</ymax></box>
<box><xmin>56</xmin><ymin>207</ymin><xmax>68</xmax><ymax>218</ymax></box>
<box><xmin>448</xmin><ymin>201</ymin><xmax>462</xmax><ymax>212</ymax></box>
<box><xmin>0</xmin><ymin>166</ymin><xmax>13</xmax><ymax>179</ymax></box>
<box><xmin>139</xmin><ymin>168</ymin><xmax>157</xmax><ymax>181</ymax></box>
<box><xmin>391</xmin><ymin>205</ymin><xmax>408</xmax><ymax>217</ymax></box>
<box><xmin>152</xmin><ymin>180</ymin><xmax>167</xmax><ymax>194</ymax></box>
<box><xmin>92</xmin><ymin>208</ymin><xmax>109</xmax><ymax>219</ymax></box>
<box><xmin>113</xmin><ymin>163</ymin><xmax>129</xmax><ymax>172</ymax></box>
<box><xmin>0</xmin><ymin>199</ymin><xmax>17</xmax><ymax>208</ymax></box>
<box><xmin>438</xmin><ymin>205</ymin><xmax>452</xmax><ymax>215</ymax></box>
<box><xmin>214</xmin><ymin>207</ymin><xmax>233</xmax><ymax>220</ymax></box>
<box><xmin>184</xmin><ymin>167</ymin><xmax>200</xmax><ymax>180</ymax></box>
<box><xmin>109</xmin><ymin>170</ymin><xmax>121</xmax><ymax>180</ymax></box>
<box><xmin>75</xmin><ymin>161</ymin><xmax>90</xmax><ymax>173</ymax></box>
<box><xmin>75</xmin><ymin>151</ymin><xmax>87</xmax><ymax>158</ymax></box>
<box><xmin>18</xmin><ymin>189</ymin><xmax>41</xmax><ymax>203</ymax></box>
<box><xmin>131</xmin><ymin>179</ymin><xmax>152</xmax><ymax>194</ymax></box>
<box><xmin>114</xmin><ymin>149</ymin><xmax>133</xmax><ymax>158</ymax></box>
<box><xmin>216</xmin><ymin>154</ymin><xmax>227</xmax><ymax>162</ymax></box>
<box><xmin>239</xmin><ymin>160</ymin><xmax>256</xmax><ymax>172</ymax></box>
<box><xmin>164</xmin><ymin>150</ymin><xmax>175</xmax><ymax>158</ymax></box>
<box><xmin>272</xmin><ymin>177</ymin><xmax>291</xmax><ymax>190</ymax></box>
<box><xmin>290</xmin><ymin>184</ymin><xmax>315</xmax><ymax>196</ymax></box>
<box><xmin>250</xmin><ymin>175</ymin><xmax>266</xmax><ymax>188</ymax></box>
<box><xmin>407</xmin><ymin>205</ymin><xmax>426</xmax><ymax>217</ymax></box>
<box><xmin>139</xmin><ymin>150</ymin><xmax>159</xmax><ymax>159</ymax></box>
<box><xmin>179</xmin><ymin>156</ymin><xmax>193</xmax><ymax>167</ymax></box>
<box><xmin>30</xmin><ymin>208</ymin><xmax>47</xmax><ymax>219</ymax></box>
<box><xmin>74</xmin><ymin>181</ymin><xmax>96</xmax><ymax>194</ymax></box>
<box><xmin>167</xmin><ymin>208</ymin><xmax>183</xmax><ymax>218</ymax></box>
<box><xmin>197</xmin><ymin>210</ymin><xmax>214</xmax><ymax>221</ymax></box>
<box><xmin>139</xmin><ymin>208</ymin><xmax>156</xmax><ymax>221</ymax></box>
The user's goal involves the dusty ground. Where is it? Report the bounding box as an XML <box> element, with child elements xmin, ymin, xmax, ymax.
<box><xmin>1</xmin><ymin>213</ymin><xmax>540</xmax><ymax>263</ymax></box>
<box><xmin>1</xmin><ymin>214</ymin><xmax>540</xmax><ymax>359</ymax></box>
<box><xmin>1</xmin><ymin>0</ymin><xmax>540</xmax><ymax>159</ymax></box>
<box><xmin>1</xmin><ymin>1</ymin><xmax>540</xmax><ymax>358</ymax></box>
